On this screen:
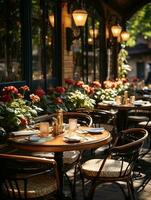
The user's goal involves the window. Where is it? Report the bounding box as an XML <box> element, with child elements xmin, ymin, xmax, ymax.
<box><xmin>32</xmin><ymin>0</ymin><xmax>54</xmax><ymax>89</ymax></box>
<box><xmin>0</xmin><ymin>0</ymin><xmax>22</xmax><ymax>82</ymax></box>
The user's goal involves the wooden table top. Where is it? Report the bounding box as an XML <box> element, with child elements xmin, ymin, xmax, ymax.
<box><xmin>8</xmin><ymin>128</ymin><xmax>111</xmax><ymax>153</ymax></box>
<box><xmin>98</xmin><ymin>101</ymin><xmax>151</xmax><ymax>111</ymax></box>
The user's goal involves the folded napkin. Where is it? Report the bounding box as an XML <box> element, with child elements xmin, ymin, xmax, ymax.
<box><xmin>87</xmin><ymin>127</ymin><xmax>105</xmax><ymax>134</ymax></box>
<box><xmin>11</xmin><ymin>130</ymin><xmax>39</xmax><ymax>136</ymax></box>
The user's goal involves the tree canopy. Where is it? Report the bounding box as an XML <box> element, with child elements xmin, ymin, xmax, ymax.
<box><xmin>126</xmin><ymin>2</ymin><xmax>151</xmax><ymax>46</ymax></box>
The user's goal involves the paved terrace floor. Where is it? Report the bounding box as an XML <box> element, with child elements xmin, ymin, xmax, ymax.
<box><xmin>64</xmin><ymin>149</ymin><xmax>151</xmax><ymax>200</ymax></box>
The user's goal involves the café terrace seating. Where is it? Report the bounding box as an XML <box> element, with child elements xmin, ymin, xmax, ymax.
<box><xmin>0</xmin><ymin>153</ymin><xmax>60</xmax><ymax>200</ymax></box>
<box><xmin>32</xmin><ymin>112</ymin><xmax>93</xmax><ymax>197</ymax></box>
<box><xmin>79</xmin><ymin>128</ymin><xmax>148</xmax><ymax>200</ymax></box>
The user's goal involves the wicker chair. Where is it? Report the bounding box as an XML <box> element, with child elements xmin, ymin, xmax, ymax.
<box><xmin>80</xmin><ymin>128</ymin><xmax>148</xmax><ymax>200</ymax></box>
<box><xmin>0</xmin><ymin>153</ymin><xmax>60</xmax><ymax>200</ymax></box>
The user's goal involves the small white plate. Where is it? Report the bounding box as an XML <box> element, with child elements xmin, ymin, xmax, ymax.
<box><xmin>63</xmin><ymin>135</ymin><xmax>81</xmax><ymax>143</ymax></box>
<box><xmin>87</xmin><ymin>127</ymin><xmax>105</xmax><ymax>134</ymax></box>
<box><xmin>29</xmin><ymin>135</ymin><xmax>41</xmax><ymax>142</ymax></box>
<box><xmin>103</xmin><ymin>100</ymin><xmax>115</xmax><ymax>105</ymax></box>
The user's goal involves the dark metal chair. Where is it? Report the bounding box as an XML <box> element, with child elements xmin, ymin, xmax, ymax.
<box><xmin>80</xmin><ymin>128</ymin><xmax>148</xmax><ymax>200</ymax></box>
<box><xmin>33</xmin><ymin>112</ymin><xmax>92</xmax><ymax>199</ymax></box>
<box><xmin>0</xmin><ymin>153</ymin><xmax>60</xmax><ymax>200</ymax></box>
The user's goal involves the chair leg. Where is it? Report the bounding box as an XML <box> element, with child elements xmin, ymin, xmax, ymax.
<box><xmin>86</xmin><ymin>182</ymin><xmax>97</xmax><ymax>200</ymax></box>
<box><xmin>127</xmin><ymin>180</ymin><xmax>137</xmax><ymax>200</ymax></box>
<box><xmin>79</xmin><ymin>169</ymin><xmax>86</xmax><ymax>200</ymax></box>
<box><xmin>114</xmin><ymin>182</ymin><xmax>128</xmax><ymax>200</ymax></box>
<box><xmin>129</xmin><ymin>178</ymin><xmax>137</xmax><ymax>200</ymax></box>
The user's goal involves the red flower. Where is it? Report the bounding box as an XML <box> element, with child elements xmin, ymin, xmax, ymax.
<box><xmin>55</xmin><ymin>87</ymin><xmax>65</xmax><ymax>94</ymax></box>
<box><xmin>91</xmin><ymin>81</ymin><xmax>101</xmax><ymax>88</ymax></box>
<box><xmin>17</xmin><ymin>93</ymin><xmax>24</xmax><ymax>99</ymax></box>
<box><xmin>54</xmin><ymin>97</ymin><xmax>63</xmax><ymax>104</ymax></box>
<box><xmin>34</xmin><ymin>87</ymin><xmax>46</xmax><ymax>97</ymax></box>
<box><xmin>132</xmin><ymin>77</ymin><xmax>139</xmax><ymax>82</ymax></box>
<box><xmin>82</xmin><ymin>84</ymin><xmax>91</xmax><ymax>93</ymax></box>
<box><xmin>111</xmin><ymin>83</ymin><xmax>115</xmax><ymax>88</ymax></box>
<box><xmin>19</xmin><ymin>85</ymin><xmax>30</xmax><ymax>91</ymax></box>
<box><xmin>75</xmin><ymin>81</ymin><xmax>84</xmax><ymax>87</ymax></box>
<box><xmin>30</xmin><ymin>94</ymin><xmax>40</xmax><ymax>103</ymax></box>
<box><xmin>89</xmin><ymin>87</ymin><xmax>95</xmax><ymax>94</ymax></box>
<box><xmin>3</xmin><ymin>86</ymin><xmax>18</xmax><ymax>94</ymax></box>
<box><xmin>0</xmin><ymin>94</ymin><xmax>12</xmax><ymax>102</ymax></box>
<box><xmin>65</xmin><ymin>79</ymin><xmax>74</xmax><ymax>85</ymax></box>
<box><xmin>20</xmin><ymin>117</ymin><xmax>28</xmax><ymax>126</ymax></box>
<box><xmin>121</xmin><ymin>78</ymin><xmax>128</xmax><ymax>83</ymax></box>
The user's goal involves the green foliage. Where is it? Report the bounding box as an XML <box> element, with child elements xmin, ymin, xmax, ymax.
<box><xmin>127</xmin><ymin>2</ymin><xmax>151</xmax><ymax>46</ymax></box>
<box><xmin>117</xmin><ymin>47</ymin><xmax>131</xmax><ymax>78</ymax></box>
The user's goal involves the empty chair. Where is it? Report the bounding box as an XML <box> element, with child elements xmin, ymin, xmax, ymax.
<box><xmin>49</xmin><ymin>111</ymin><xmax>93</xmax><ymax>127</ymax></box>
<box><xmin>0</xmin><ymin>153</ymin><xmax>60</xmax><ymax>200</ymax></box>
<box><xmin>80</xmin><ymin>128</ymin><xmax>148</xmax><ymax>200</ymax></box>
<box><xmin>33</xmin><ymin>114</ymin><xmax>50</xmax><ymax>124</ymax></box>
<box><xmin>88</xmin><ymin>109</ymin><xmax>117</xmax><ymax>156</ymax></box>
<box><xmin>127</xmin><ymin>109</ymin><xmax>149</xmax><ymax>128</ymax></box>
<box><xmin>90</xmin><ymin>109</ymin><xmax>117</xmax><ymax>133</ymax></box>
<box><xmin>138</xmin><ymin>114</ymin><xmax>151</xmax><ymax>154</ymax></box>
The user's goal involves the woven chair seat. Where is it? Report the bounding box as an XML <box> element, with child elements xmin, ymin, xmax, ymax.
<box><xmin>31</xmin><ymin>150</ymin><xmax>80</xmax><ymax>165</ymax></box>
<box><xmin>128</xmin><ymin>115</ymin><xmax>149</xmax><ymax>122</ymax></box>
<box><xmin>81</xmin><ymin>158</ymin><xmax>130</xmax><ymax>178</ymax></box>
<box><xmin>63</xmin><ymin>151</ymin><xmax>80</xmax><ymax>164</ymax></box>
<box><xmin>139</xmin><ymin>121</ymin><xmax>151</xmax><ymax>127</ymax></box>
<box><xmin>2</xmin><ymin>173</ymin><xmax>57</xmax><ymax>199</ymax></box>
<box><xmin>0</xmin><ymin>154</ymin><xmax>60</xmax><ymax>200</ymax></box>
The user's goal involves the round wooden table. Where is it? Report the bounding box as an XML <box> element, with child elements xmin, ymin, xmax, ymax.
<box><xmin>8</xmin><ymin>129</ymin><xmax>111</xmax><ymax>200</ymax></box>
<box><xmin>98</xmin><ymin>101</ymin><xmax>151</xmax><ymax>131</ymax></box>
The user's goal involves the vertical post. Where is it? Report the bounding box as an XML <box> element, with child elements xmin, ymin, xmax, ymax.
<box><xmin>20</xmin><ymin>0</ymin><xmax>32</xmax><ymax>88</ymax></box>
<box><xmin>81</xmin><ymin>28</ymin><xmax>85</xmax><ymax>81</ymax></box>
<box><xmin>41</xmin><ymin>0</ymin><xmax>47</xmax><ymax>92</ymax></box>
<box><xmin>99</xmin><ymin>16</ymin><xmax>108</xmax><ymax>83</ymax></box>
<box><xmin>85</xmin><ymin>22</ymin><xmax>88</xmax><ymax>83</ymax></box>
<box><xmin>112</xmin><ymin>37</ymin><xmax>118</xmax><ymax>79</ymax></box>
<box><xmin>54</xmin><ymin>0</ymin><xmax>62</xmax><ymax>86</ymax></box>
<box><xmin>92</xmin><ymin>19</ymin><xmax>96</xmax><ymax>81</ymax></box>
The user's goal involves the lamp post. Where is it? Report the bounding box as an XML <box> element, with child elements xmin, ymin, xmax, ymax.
<box><xmin>111</xmin><ymin>24</ymin><xmax>122</xmax><ymax>79</ymax></box>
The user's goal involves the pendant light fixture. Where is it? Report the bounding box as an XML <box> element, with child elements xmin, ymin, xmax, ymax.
<box><xmin>111</xmin><ymin>24</ymin><xmax>122</xmax><ymax>38</ymax></box>
<box><xmin>72</xmin><ymin>9</ymin><xmax>88</xmax><ymax>26</ymax></box>
<box><xmin>49</xmin><ymin>14</ymin><xmax>54</xmax><ymax>27</ymax></box>
<box><xmin>121</xmin><ymin>31</ymin><xmax>130</xmax><ymax>42</ymax></box>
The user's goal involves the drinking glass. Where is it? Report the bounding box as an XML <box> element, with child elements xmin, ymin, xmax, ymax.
<box><xmin>40</xmin><ymin>122</ymin><xmax>49</xmax><ymax>137</ymax></box>
<box><xmin>68</xmin><ymin>118</ymin><xmax>77</xmax><ymax>135</ymax></box>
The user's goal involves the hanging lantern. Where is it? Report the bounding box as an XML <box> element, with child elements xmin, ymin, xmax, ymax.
<box><xmin>49</xmin><ymin>14</ymin><xmax>54</xmax><ymax>27</ymax></box>
<box><xmin>111</xmin><ymin>24</ymin><xmax>122</xmax><ymax>37</ymax></box>
<box><xmin>121</xmin><ymin>31</ymin><xmax>130</xmax><ymax>42</ymax></box>
<box><xmin>72</xmin><ymin>9</ymin><xmax>88</xmax><ymax>26</ymax></box>
<box><xmin>89</xmin><ymin>28</ymin><xmax>99</xmax><ymax>38</ymax></box>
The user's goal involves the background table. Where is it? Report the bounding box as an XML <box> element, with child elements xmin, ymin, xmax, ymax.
<box><xmin>98</xmin><ymin>102</ymin><xmax>151</xmax><ymax>131</ymax></box>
